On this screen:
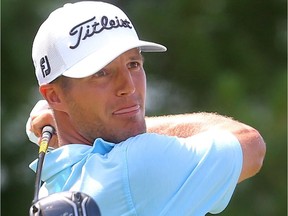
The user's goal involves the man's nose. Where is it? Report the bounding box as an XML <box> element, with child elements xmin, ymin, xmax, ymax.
<box><xmin>116</xmin><ymin>68</ymin><xmax>136</xmax><ymax>96</ymax></box>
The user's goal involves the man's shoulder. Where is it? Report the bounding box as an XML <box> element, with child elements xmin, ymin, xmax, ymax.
<box><xmin>125</xmin><ymin>132</ymin><xmax>180</xmax><ymax>143</ymax></box>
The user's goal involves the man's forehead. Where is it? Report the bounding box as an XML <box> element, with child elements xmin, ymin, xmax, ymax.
<box><xmin>122</xmin><ymin>47</ymin><xmax>142</xmax><ymax>57</ymax></box>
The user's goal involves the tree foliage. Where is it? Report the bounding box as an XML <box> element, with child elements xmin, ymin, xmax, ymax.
<box><xmin>1</xmin><ymin>0</ymin><xmax>286</xmax><ymax>215</ymax></box>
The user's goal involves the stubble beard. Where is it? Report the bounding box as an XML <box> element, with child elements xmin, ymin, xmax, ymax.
<box><xmin>76</xmin><ymin>114</ymin><xmax>147</xmax><ymax>144</ymax></box>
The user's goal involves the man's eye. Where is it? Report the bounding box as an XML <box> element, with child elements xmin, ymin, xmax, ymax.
<box><xmin>128</xmin><ymin>62</ymin><xmax>141</xmax><ymax>70</ymax></box>
<box><xmin>93</xmin><ymin>70</ymin><xmax>107</xmax><ymax>78</ymax></box>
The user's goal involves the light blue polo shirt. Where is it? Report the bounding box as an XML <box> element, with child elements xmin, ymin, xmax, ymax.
<box><xmin>30</xmin><ymin>131</ymin><xmax>242</xmax><ymax>216</ymax></box>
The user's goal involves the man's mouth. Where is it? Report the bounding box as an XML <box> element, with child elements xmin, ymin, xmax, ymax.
<box><xmin>113</xmin><ymin>105</ymin><xmax>140</xmax><ymax>115</ymax></box>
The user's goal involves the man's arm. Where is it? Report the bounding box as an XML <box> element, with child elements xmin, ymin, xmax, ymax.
<box><xmin>146</xmin><ymin>113</ymin><xmax>266</xmax><ymax>183</ymax></box>
<box><xmin>26</xmin><ymin>101</ymin><xmax>266</xmax><ymax>183</ymax></box>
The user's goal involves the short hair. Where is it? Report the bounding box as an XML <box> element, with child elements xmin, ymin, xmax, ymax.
<box><xmin>50</xmin><ymin>75</ymin><xmax>72</xmax><ymax>92</ymax></box>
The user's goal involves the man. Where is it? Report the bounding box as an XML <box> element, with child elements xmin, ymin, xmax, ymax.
<box><xmin>27</xmin><ymin>1</ymin><xmax>266</xmax><ymax>215</ymax></box>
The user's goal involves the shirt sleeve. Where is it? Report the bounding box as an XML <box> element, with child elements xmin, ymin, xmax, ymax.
<box><xmin>125</xmin><ymin>130</ymin><xmax>243</xmax><ymax>215</ymax></box>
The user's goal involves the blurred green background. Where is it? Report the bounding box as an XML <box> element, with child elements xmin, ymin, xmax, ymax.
<box><xmin>2</xmin><ymin>0</ymin><xmax>286</xmax><ymax>215</ymax></box>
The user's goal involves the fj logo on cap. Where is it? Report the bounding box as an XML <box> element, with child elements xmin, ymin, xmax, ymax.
<box><xmin>40</xmin><ymin>56</ymin><xmax>51</xmax><ymax>78</ymax></box>
<box><xmin>69</xmin><ymin>16</ymin><xmax>133</xmax><ymax>49</ymax></box>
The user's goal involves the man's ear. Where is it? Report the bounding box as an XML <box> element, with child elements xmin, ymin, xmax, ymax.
<box><xmin>39</xmin><ymin>84</ymin><xmax>66</xmax><ymax>112</ymax></box>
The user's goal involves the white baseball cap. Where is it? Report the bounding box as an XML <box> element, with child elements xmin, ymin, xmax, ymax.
<box><xmin>32</xmin><ymin>1</ymin><xmax>167</xmax><ymax>85</ymax></box>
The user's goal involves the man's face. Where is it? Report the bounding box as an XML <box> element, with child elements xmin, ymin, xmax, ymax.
<box><xmin>59</xmin><ymin>48</ymin><xmax>147</xmax><ymax>143</ymax></box>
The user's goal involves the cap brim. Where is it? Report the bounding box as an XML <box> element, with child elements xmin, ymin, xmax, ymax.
<box><xmin>62</xmin><ymin>40</ymin><xmax>166</xmax><ymax>79</ymax></box>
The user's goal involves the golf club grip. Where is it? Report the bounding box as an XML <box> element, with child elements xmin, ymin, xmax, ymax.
<box><xmin>32</xmin><ymin>126</ymin><xmax>55</xmax><ymax>204</ymax></box>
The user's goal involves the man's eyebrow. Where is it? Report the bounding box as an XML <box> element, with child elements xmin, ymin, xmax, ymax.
<box><xmin>130</xmin><ymin>53</ymin><xmax>144</xmax><ymax>62</ymax></box>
